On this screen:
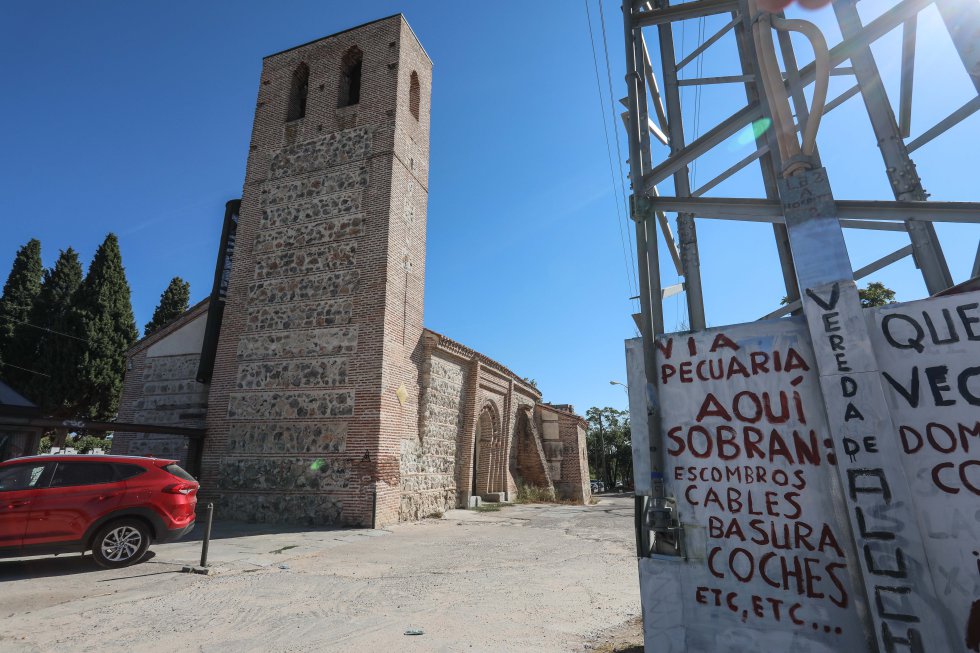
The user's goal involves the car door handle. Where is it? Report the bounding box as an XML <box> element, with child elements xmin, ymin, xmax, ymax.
<box><xmin>6</xmin><ymin>500</ymin><xmax>31</xmax><ymax>508</ymax></box>
<box><xmin>97</xmin><ymin>493</ymin><xmax>121</xmax><ymax>501</ymax></box>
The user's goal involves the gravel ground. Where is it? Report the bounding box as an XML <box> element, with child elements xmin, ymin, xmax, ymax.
<box><xmin>0</xmin><ymin>496</ymin><xmax>641</xmax><ymax>652</ymax></box>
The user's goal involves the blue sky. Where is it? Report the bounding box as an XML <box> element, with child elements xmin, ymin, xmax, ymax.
<box><xmin>1</xmin><ymin>0</ymin><xmax>977</xmax><ymax>415</ymax></box>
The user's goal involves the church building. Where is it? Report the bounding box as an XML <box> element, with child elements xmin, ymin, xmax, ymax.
<box><xmin>112</xmin><ymin>15</ymin><xmax>590</xmax><ymax>528</ymax></box>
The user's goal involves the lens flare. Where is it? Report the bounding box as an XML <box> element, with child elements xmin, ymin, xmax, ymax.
<box><xmin>310</xmin><ymin>458</ymin><xmax>325</xmax><ymax>471</ymax></box>
<box><xmin>735</xmin><ymin>118</ymin><xmax>773</xmax><ymax>146</ymax></box>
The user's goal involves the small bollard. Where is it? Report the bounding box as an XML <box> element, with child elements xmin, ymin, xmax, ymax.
<box><xmin>200</xmin><ymin>502</ymin><xmax>214</xmax><ymax>568</ymax></box>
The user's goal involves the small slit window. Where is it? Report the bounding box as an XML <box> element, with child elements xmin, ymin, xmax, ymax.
<box><xmin>339</xmin><ymin>46</ymin><xmax>363</xmax><ymax>108</ymax></box>
<box><xmin>409</xmin><ymin>71</ymin><xmax>420</xmax><ymax>120</ymax></box>
<box><xmin>287</xmin><ymin>63</ymin><xmax>309</xmax><ymax>122</ymax></box>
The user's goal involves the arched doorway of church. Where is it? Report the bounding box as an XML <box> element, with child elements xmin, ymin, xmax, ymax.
<box><xmin>474</xmin><ymin>404</ymin><xmax>503</xmax><ymax>500</ymax></box>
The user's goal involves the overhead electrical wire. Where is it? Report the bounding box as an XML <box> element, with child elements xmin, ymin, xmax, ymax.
<box><xmin>596</xmin><ymin>0</ymin><xmax>638</xmax><ymax>287</ymax></box>
<box><xmin>585</xmin><ymin>0</ymin><xmax>638</xmax><ymax>299</ymax></box>
<box><xmin>2</xmin><ymin>316</ymin><xmax>90</xmax><ymax>343</ymax></box>
<box><xmin>0</xmin><ymin>361</ymin><xmax>50</xmax><ymax>378</ymax></box>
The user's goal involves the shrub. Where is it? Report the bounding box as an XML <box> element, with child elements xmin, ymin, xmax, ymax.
<box><xmin>515</xmin><ymin>484</ymin><xmax>556</xmax><ymax>504</ymax></box>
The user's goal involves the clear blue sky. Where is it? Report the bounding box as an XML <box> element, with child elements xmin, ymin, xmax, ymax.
<box><xmin>1</xmin><ymin>0</ymin><xmax>977</xmax><ymax>415</ymax></box>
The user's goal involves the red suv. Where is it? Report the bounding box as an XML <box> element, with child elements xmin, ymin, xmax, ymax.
<box><xmin>0</xmin><ymin>455</ymin><xmax>198</xmax><ymax>567</ymax></box>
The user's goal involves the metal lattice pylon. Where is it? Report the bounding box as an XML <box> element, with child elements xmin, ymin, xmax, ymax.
<box><xmin>622</xmin><ymin>0</ymin><xmax>980</xmax><ymax>648</ymax></box>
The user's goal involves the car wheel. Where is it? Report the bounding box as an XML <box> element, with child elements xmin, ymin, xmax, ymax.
<box><xmin>91</xmin><ymin>519</ymin><xmax>150</xmax><ymax>568</ymax></box>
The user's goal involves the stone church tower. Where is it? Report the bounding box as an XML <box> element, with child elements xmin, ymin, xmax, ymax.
<box><xmin>113</xmin><ymin>15</ymin><xmax>592</xmax><ymax>529</ymax></box>
<box><xmin>200</xmin><ymin>15</ymin><xmax>431</xmax><ymax>527</ymax></box>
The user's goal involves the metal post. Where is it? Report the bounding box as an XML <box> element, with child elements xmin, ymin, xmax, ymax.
<box><xmin>734</xmin><ymin>9</ymin><xmax>802</xmax><ymax>310</ymax></box>
<box><xmin>199</xmin><ymin>502</ymin><xmax>213</xmax><ymax>568</ymax></box>
<box><xmin>656</xmin><ymin>8</ymin><xmax>707</xmax><ymax>330</ymax></box>
<box><xmin>833</xmin><ymin>0</ymin><xmax>954</xmax><ymax>295</ymax></box>
<box><xmin>624</xmin><ymin>0</ymin><xmax>678</xmax><ymax>557</ymax></box>
<box><xmin>933</xmin><ymin>0</ymin><xmax>980</xmax><ymax>94</ymax></box>
<box><xmin>779</xmin><ymin>167</ymin><xmax>954</xmax><ymax>652</ymax></box>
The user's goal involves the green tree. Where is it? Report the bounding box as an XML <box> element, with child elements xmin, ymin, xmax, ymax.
<box><xmin>781</xmin><ymin>281</ymin><xmax>897</xmax><ymax>309</ymax></box>
<box><xmin>144</xmin><ymin>276</ymin><xmax>190</xmax><ymax>336</ymax></box>
<box><xmin>858</xmin><ymin>281</ymin><xmax>896</xmax><ymax>308</ymax></box>
<box><xmin>585</xmin><ymin>406</ymin><xmax>632</xmax><ymax>489</ymax></box>
<box><xmin>74</xmin><ymin>234</ymin><xmax>138</xmax><ymax>420</ymax></box>
<box><xmin>22</xmin><ymin>249</ymin><xmax>85</xmax><ymax>415</ymax></box>
<box><xmin>0</xmin><ymin>239</ymin><xmax>43</xmax><ymax>387</ymax></box>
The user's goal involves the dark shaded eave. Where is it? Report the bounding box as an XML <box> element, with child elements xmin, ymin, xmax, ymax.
<box><xmin>0</xmin><ymin>380</ymin><xmax>40</xmax><ymax>419</ymax></box>
<box><xmin>0</xmin><ymin>380</ymin><xmax>36</xmax><ymax>408</ymax></box>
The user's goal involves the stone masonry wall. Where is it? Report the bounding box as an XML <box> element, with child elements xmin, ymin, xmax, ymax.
<box><xmin>513</xmin><ymin>405</ymin><xmax>553</xmax><ymax>491</ymax></box>
<box><xmin>200</xmin><ymin>15</ymin><xmax>432</xmax><ymax>527</ymax></box>
<box><xmin>113</xmin><ymin>351</ymin><xmax>208</xmax><ymax>467</ymax></box>
<box><xmin>400</xmin><ymin>351</ymin><xmax>466</xmax><ymax>520</ymax></box>
<box><xmin>554</xmin><ymin>408</ymin><xmax>592</xmax><ymax>503</ymax></box>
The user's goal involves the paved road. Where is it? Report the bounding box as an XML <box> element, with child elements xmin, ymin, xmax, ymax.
<box><xmin>0</xmin><ymin>496</ymin><xmax>640</xmax><ymax>652</ymax></box>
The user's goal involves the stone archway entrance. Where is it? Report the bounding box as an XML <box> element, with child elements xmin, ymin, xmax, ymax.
<box><xmin>474</xmin><ymin>404</ymin><xmax>505</xmax><ymax>501</ymax></box>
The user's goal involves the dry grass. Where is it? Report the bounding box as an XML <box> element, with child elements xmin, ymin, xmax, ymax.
<box><xmin>514</xmin><ymin>484</ymin><xmax>556</xmax><ymax>504</ymax></box>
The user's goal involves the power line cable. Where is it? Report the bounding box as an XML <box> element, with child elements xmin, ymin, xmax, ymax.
<box><xmin>1</xmin><ymin>317</ymin><xmax>89</xmax><ymax>343</ymax></box>
<box><xmin>597</xmin><ymin>0</ymin><xmax>638</xmax><ymax>289</ymax></box>
<box><xmin>691</xmin><ymin>17</ymin><xmax>707</xmax><ymax>187</ymax></box>
<box><xmin>0</xmin><ymin>361</ymin><xmax>50</xmax><ymax>378</ymax></box>
<box><xmin>585</xmin><ymin>0</ymin><xmax>637</xmax><ymax>299</ymax></box>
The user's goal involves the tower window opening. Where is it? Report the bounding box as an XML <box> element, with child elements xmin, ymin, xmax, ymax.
<box><xmin>339</xmin><ymin>46</ymin><xmax>363</xmax><ymax>107</ymax></box>
<box><xmin>287</xmin><ymin>63</ymin><xmax>310</xmax><ymax>122</ymax></box>
<box><xmin>409</xmin><ymin>71</ymin><xmax>420</xmax><ymax>120</ymax></box>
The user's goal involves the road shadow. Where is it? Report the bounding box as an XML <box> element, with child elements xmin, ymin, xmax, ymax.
<box><xmin>178</xmin><ymin>519</ymin><xmax>354</xmax><ymax>542</ymax></box>
<box><xmin>0</xmin><ymin>550</ymin><xmax>158</xmax><ymax>580</ymax></box>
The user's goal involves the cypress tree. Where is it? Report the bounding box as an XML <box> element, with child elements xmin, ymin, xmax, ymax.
<box><xmin>144</xmin><ymin>276</ymin><xmax>191</xmax><ymax>336</ymax></box>
<box><xmin>23</xmin><ymin>249</ymin><xmax>85</xmax><ymax>415</ymax></box>
<box><xmin>0</xmin><ymin>239</ymin><xmax>43</xmax><ymax>388</ymax></box>
<box><xmin>75</xmin><ymin>234</ymin><xmax>138</xmax><ymax>420</ymax></box>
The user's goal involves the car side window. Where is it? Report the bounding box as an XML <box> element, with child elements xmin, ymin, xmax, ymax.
<box><xmin>49</xmin><ymin>462</ymin><xmax>117</xmax><ymax>488</ymax></box>
<box><xmin>0</xmin><ymin>464</ymin><xmax>48</xmax><ymax>491</ymax></box>
<box><xmin>113</xmin><ymin>464</ymin><xmax>146</xmax><ymax>480</ymax></box>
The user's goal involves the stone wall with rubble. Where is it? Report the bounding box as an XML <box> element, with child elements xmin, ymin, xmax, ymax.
<box><xmin>398</xmin><ymin>330</ymin><xmax>591</xmax><ymax>517</ymax></box>
<box><xmin>114</xmin><ymin>303</ymin><xmax>210</xmax><ymax>467</ymax></box>
<box><xmin>536</xmin><ymin>405</ymin><xmax>591</xmax><ymax>502</ymax></box>
<box><xmin>199</xmin><ymin>16</ymin><xmax>432</xmax><ymax>528</ymax></box>
<box><xmin>399</xmin><ymin>351</ymin><xmax>466</xmax><ymax>520</ymax></box>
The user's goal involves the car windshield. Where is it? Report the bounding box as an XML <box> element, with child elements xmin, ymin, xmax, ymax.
<box><xmin>0</xmin><ymin>463</ymin><xmax>46</xmax><ymax>491</ymax></box>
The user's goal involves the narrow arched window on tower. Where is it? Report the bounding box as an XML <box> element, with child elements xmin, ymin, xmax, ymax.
<box><xmin>338</xmin><ymin>46</ymin><xmax>363</xmax><ymax>108</ymax></box>
<box><xmin>409</xmin><ymin>71</ymin><xmax>420</xmax><ymax>120</ymax></box>
<box><xmin>287</xmin><ymin>63</ymin><xmax>310</xmax><ymax>122</ymax></box>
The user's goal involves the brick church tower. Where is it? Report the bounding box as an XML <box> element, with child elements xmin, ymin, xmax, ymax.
<box><xmin>200</xmin><ymin>15</ymin><xmax>431</xmax><ymax>527</ymax></box>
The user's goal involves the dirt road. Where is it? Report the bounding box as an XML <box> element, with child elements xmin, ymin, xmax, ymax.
<box><xmin>0</xmin><ymin>496</ymin><xmax>641</xmax><ymax>652</ymax></box>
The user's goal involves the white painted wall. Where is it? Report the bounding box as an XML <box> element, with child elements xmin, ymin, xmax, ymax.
<box><xmin>147</xmin><ymin>312</ymin><xmax>207</xmax><ymax>358</ymax></box>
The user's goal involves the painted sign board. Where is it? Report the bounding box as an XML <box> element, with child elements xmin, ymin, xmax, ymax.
<box><xmin>630</xmin><ymin>316</ymin><xmax>869</xmax><ymax>651</ymax></box>
<box><xmin>630</xmin><ymin>290</ymin><xmax>980</xmax><ymax>652</ymax></box>
<box><xmin>868</xmin><ymin>292</ymin><xmax>980</xmax><ymax>651</ymax></box>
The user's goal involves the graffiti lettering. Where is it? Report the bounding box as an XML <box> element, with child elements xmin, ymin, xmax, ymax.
<box><xmin>707</xmin><ymin>516</ymin><xmax>844</xmax><ymax>557</ymax></box>
<box><xmin>883</xmin><ymin>365</ymin><xmax>980</xmax><ymax>408</ymax></box>
<box><xmin>706</xmin><ymin>546</ymin><xmax>849</xmax><ymax>608</ymax></box>
<box><xmin>684</xmin><ymin>485</ymin><xmax>802</xmax><ymax>518</ymax></box>
<box><xmin>880</xmin><ymin>303</ymin><xmax>980</xmax><ymax>353</ymax></box>
<box><xmin>667</xmin><ymin>425</ymin><xmax>822</xmax><ymax>465</ymax></box>
<box><xmin>673</xmin><ymin>465</ymin><xmax>807</xmax><ymax>489</ymax></box>
<box><xmin>659</xmin><ymin>347</ymin><xmax>810</xmax><ymax>385</ymax></box>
